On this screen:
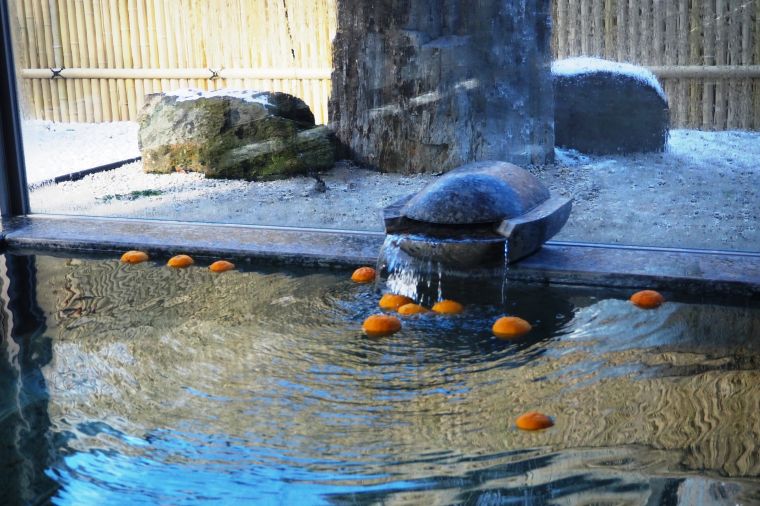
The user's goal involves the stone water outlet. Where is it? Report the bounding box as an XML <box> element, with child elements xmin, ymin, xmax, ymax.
<box><xmin>382</xmin><ymin>161</ymin><xmax>572</xmax><ymax>270</ymax></box>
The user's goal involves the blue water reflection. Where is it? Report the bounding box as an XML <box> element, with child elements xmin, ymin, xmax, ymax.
<box><xmin>1</xmin><ymin>253</ymin><xmax>759</xmax><ymax>505</ymax></box>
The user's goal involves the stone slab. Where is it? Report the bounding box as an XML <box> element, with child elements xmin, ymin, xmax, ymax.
<box><xmin>1</xmin><ymin>216</ymin><xmax>758</xmax><ymax>298</ymax></box>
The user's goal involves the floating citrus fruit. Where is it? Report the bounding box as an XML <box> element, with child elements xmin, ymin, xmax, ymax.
<box><xmin>432</xmin><ymin>300</ymin><xmax>463</xmax><ymax>314</ymax></box>
<box><xmin>351</xmin><ymin>266</ymin><xmax>376</xmax><ymax>283</ymax></box>
<box><xmin>515</xmin><ymin>412</ymin><xmax>554</xmax><ymax>431</ymax></box>
<box><xmin>167</xmin><ymin>254</ymin><xmax>194</xmax><ymax>268</ymax></box>
<box><xmin>379</xmin><ymin>293</ymin><xmax>414</xmax><ymax>311</ymax></box>
<box><xmin>492</xmin><ymin>316</ymin><xmax>532</xmax><ymax>339</ymax></box>
<box><xmin>630</xmin><ymin>290</ymin><xmax>664</xmax><ymax>309</ymax></box>
<box><xmin>362</xmin><ymin>314</ymin><xmax>402</xmax><ymax>337</ymax></box>
<box><xmin>209</xmin><ymin>260</ymin><xmax>235</xmax><ymax>273</ymax></box>
<box><xmin>120</xmin><ymin>250</ymin><xmax>149</xmax><ymax>264</ymax></box>
<box><xmin>398</xmin><ymin>303</ymin><xmax>428</xmax><ymax>315</ymax></box>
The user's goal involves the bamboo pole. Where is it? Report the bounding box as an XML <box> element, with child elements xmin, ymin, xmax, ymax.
<box><xmin>47</xmin><ymin>0</ymin><xmax>69</xmax><ymax>121</ymax></box>
<box><xmin>162</xmin><ymin>0</ymin><xmax>180</xmax><ymax>90</ymax></box>
<box><xmin>714</xmin><ymin>0</ymin><xmax>727</xmax><ymax>129</ymax></box>
<box><xmin>673</xmin><ymin>0</ymin><xmax>688</xmax><ymax>127</ymax></box>
<box><xmin>555</xmin><ymin>0</ymin><xmax>566</xmax><ymax>58</ymax></box>
<box><xmin>568</xmin><ymin>0</ymin><xmax>578</xmax><ymax>55</ymax></box>
<box><xmin>152</xmin><ymin>0</ymin><xmax>170</xmax><ymax>91</ymax></box>
<box><xmin>640</xmin><ymin>0</ymin><xmax>652</xmax><ymax>65</ymax></box>
<box><xmin>31</xmin><ymin>0</ymin><xmax>53</xmax><ymax>120</ymax></box>
<box><xmin>603</xmin><ymin>0</ymin><xmax>614</xmax><ymax>59</ymax></box>
<box><xmin>688</xmin><ymin>0</ymin><xmax>701</xmax><ymax>128</ymax></box>
<box><xmin>65</xmin><ymin>0</ymin><xmax>84</xmax><ymax>120</ymax></box>
<box><xmin>591</xmin><ymin>0</ymin><xmax>603</xmax><ymax>56</ymax></box>
<box><xmin>83</xmin><ymin>0</ymin><xmax>104</xmax><ymax>121</ymax></box>
<box><xmin>739</xmin><ymin>0</ymin><xmax>752</xmax><ymax>129</ymax></box>
<box><xmin>726</xmin><ymin>0</ymin><xmax>742</xmax><ymax>129</ymax></box>
<box><xmin>135</xmin><ymin>0</ymin><xmax>151</xmax><ymax>98</ymax></box>
<box><xmin>702</xmin><ymin>0</ymin><xmax>715</xmax><ymax>129</ymax></box>
<box><xmin>20</xmin><ymin>67</ymin><xmax>335</xmax><ymax>79</ymax></box>
<box><xmin>106</xmin><ymin>0</ymin><xmax>127</xmax><ymax>120</ymax></box>
<box><xmin>100</xmin><ymin>0</ymin><xmax>119</xmax><ymax>120</ymax></box>
<box><xmin>92</xmin><ymin>0</ymin><xmax>111</xmax><ymax>121</ymax></box>
<box><xmin>580</xmin><ymin>0</ymin><xmax>590</xmax><ymax>54</ymax></box>
<box><xmin>753</xmin><ymin>0</ymin><xmax>760</xmax><ymax>130</ymax></box>
<box><xmin>118</xmin><ymin>0</ymin><xmax>136</xmax><ymax>119</ymax></box>
<box><xmin>74</xmin><ymin>0</ymin><xmax>94</xmax><ymax>121</ymax></box>
<box><xmin>617</xmin><ymin>0</ymin><xmax>627</xmax><ymax>61</ymax></box>
<box><xmin>40</xmin><ymin>0</ymin><xmax>61</xmax><ymax>121</ymax></box>
<box><xmin>144</xmin><ymin>0</ymin><xmax>160</xmax><ymax>92</ymax></box>
<box><xmin>629</xmin><ymin>0</ymin><xmax>640</xmax><ymax>62</ymax></box>
<box><xmin>11</xmin><ymin>1</ymin><xmax>32</xmax><ymax>119</ymax></box>
<box><xmin>58</xmin><ymin>0</ymin><xmax>79</xmax><ymax>121</ymax></box>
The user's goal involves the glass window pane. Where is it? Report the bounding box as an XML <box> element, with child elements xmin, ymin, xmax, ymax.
<box><xmin>5</xmin><ymin>0</ymin><xmax>759</xmax><ymax>253</ymax></box>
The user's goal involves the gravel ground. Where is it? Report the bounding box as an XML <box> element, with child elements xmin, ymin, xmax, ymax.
<box><xmin>26</xmin><ymin>122</ymin><xmax>760</xmax><ymax>252</ymax></box>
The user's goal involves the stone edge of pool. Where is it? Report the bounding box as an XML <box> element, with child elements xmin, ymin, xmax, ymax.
<box><xmin>1</xmin><ymin>215</ymin><xmax>759</xmax><ymax>298</ymax></box>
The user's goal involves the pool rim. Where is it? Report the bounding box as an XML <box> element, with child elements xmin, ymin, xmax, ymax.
<box><xmin>1</xmin><ymin>214</ymin><xmax>758</xmax><ymax>298</ymax></box>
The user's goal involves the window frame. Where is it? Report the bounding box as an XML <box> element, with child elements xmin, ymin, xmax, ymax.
<box><xmin>0</xmin><ymin>0</ymin><xmax>29</xmax><ymax>217</ymax></box>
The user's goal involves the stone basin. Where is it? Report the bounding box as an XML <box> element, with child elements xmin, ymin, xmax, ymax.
<box><xmin>383</xmin><ymin>161</ymin><xmax>572</xmax><ymax>266</ymax></box>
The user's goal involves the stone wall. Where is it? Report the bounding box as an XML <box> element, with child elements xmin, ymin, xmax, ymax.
<box><xmin>330</xmin><ymin>0</ymin><xmax>554</xmax><ymax>174</ymax></box>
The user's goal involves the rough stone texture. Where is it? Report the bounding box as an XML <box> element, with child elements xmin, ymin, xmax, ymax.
<box><xmin>399</xmin><ymin>161</ymin><xmax>550</xmax><ymax>224</ymax></box>
<box><xmin>553</xmin><ymin>59</ymin><xmax>670</xmax><ymax>154</ymax></box>
<box><xmin>330</xmin><ymin>0</ymin><xmax>554</xmax><ymax>174</ymax></box>
<box><xmin>383</xmin><ymin>160</ymin><xmax>572</xmax><ymax>265</ymax></box>
<box><xmin>138</xmin><ymin>90</ymin><xmax>335</xmax><ymax>180</ymax></box>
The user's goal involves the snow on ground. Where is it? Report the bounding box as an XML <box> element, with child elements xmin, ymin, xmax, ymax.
<box><xmin>21</xmin><ymin>121</ymin><xmax>140</xmax><ymax>184</ymax></box>
<box><xmin>24</xmin><ymin>121</ymin><xmax>760</xmax><ymax>252</ymax></box>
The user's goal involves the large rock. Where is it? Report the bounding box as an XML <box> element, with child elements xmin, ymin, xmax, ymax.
<box><xmin>138</xmin><ymin>89</ymin><xmax>335</xmax><ymax>180</ymax></box>
<box><xmin>553</xmin><ymin>57</ymin><xmax>670</xmax><ymax>154</ymax></box>
<box><xmin>330</xmin><ymin>0</ymin><xmax>554</xmax><ymax>174</ymax></box>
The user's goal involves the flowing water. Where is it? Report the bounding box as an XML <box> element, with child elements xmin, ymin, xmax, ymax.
<box><xmin>2</xmin><ymin>253</ymin><xmax>760</xmax><ymax>504</ymax></box>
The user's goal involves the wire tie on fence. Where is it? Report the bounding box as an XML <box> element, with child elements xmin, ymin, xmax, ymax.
<box><xmin>50</xmin><ymin>67</ymin><xmax>64</xmax><ymax>79</ymax></box>
<box><xmin>209</xmin><ymin>68</ymin><xmax>220</xmax><ymax>80</ymax></box>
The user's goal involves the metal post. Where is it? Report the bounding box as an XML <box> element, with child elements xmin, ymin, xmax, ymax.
<box><xmin>0</xmin><ymin>0</ymin><xmax>30</xmax><ymax>217</ymax></box>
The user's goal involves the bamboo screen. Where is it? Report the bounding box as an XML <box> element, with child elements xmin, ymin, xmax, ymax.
<box><xmin>553</xmin><ymin>0</ymin><xmax>760</xmax><ymax>130</ymax></box>
<box><xmin>9</xmin><ymin>0</ymin><xmax>336</xmax><ymax>124</ymax></box>
<box><xmin>10</xmin><ymin>0</ymin><xmax>760</xmax><ymax>130</ymax></box>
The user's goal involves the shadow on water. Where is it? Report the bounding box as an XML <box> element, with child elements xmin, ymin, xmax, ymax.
<box><xmin>0</xmin><ymin>255</ymin><xmax>57</xmax><ymax>504</ymax></box>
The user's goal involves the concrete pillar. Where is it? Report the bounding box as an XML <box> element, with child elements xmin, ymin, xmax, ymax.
<box><xmin>330</xmin><ymin>0</ymin><xmax>554</xmax><ymax>173</ymax></box>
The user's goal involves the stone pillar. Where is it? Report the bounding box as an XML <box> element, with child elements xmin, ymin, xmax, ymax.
<box><xmin>329</xmin><ymin>0</ymin><xmax>554</xmax><ymax>173</ymax></box>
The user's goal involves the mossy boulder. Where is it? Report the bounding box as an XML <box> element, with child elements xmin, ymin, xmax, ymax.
<box><xmin>138</xmin><ymin>89</ymin><xmax>335</xmax><ymax>180</ymax></box>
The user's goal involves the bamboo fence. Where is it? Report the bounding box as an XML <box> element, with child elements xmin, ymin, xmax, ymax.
<box><xmin>8</xmin><ymin>0</ymin><xmax>760</xmax><ymax>130</ymax></box>
<box><xmin>9</xmin><ymin>0</ymin><xmax>337</xmax><ymax>124</ymax></box>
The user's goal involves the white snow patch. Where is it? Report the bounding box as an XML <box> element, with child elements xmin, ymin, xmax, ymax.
<box><xmin>165</xmin><ymin>88</ymin><xmax>272</xmax><ymax>105</ymax></box>
<box><xmin>21</xmin><ymin>121</ymin><xmax>140</xmax><ymax>184</ymax></box>
<box><xmin>552</xmin><ymin>57</ymin><xmax>667</xmax><ymax>102</ymax></box>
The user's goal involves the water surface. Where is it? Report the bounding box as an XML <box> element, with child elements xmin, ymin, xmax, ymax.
<box><xmin>1</xmin><ymin>253</ymin><xmax>759</xmax><ymax>504</ymax></box>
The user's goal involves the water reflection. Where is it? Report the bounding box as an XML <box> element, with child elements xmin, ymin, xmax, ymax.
<box><xmin>1</xmin><ymin>253</ymin><xmax>760</xmax><ymax>504</ymax></box>
<box><xmin>0</xmin><ymin>255</ymin><xmax>57</xmax><ymax>503</ymax></box>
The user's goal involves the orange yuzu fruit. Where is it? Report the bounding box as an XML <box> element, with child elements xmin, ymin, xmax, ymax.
<box><xmin>120</xmin><ymin>250</ymin><xmax>149</xmax><ymax>264</ymax></box>
<box><xmin>515</xmin><ymin>412</ymin><xmax>554</xmax><ymax>431</ymax></box>
<box><xmin>209</xmin><ymin>260</ymin><xmax>235</xmax><ymax>273</ymax></box>
<box><xmin>432</xmin><ymin>300</ymin><xmax>463</xmax><ymax>314</ymax></box>
<box><xmin>351</xmin><ymin>266</ymin><xmax>376</xmax><ymax>283</ymax></box>
<box><xmin>492</xmin><ymin>316</ymin><xmax>532</xmax><ymax>339</ymax></box>
<box><xmin>167</xmin><ymin>254</ymin><xmax>194</xmax><ymax>268</ymax></box>
<box><xmin>630</xmin><ymin>290</ymin><xmax>665</xmax><ymax>309</ymax></box>
<box><xmin>362</xmin><ymin>314</ymin><xmax>402</xmax><ymax>337</ymax></box>
<box><xmin>398</xmin><ymin>303</ymin><xmax>428</xmax><ymax>315</ymax></box>
<box><xmin>379</xmin><ymin>293</ymin><xmax>414</xmax><ymax>311</ymax></box>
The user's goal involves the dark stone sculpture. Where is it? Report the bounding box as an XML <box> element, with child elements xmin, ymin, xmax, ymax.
<box><xmin>553</xmin><ymin>57</ymin><xmax>670</xmax><ymax>154</ymax></box>
<box><xmin>383</xmin><ymin>161</ymin><xmax>572</xmax><ymax>266</ymax></box>
<box><xmin>330</xmin><ymin>0</ymin><xmax>554</xmax><ymax>174</ymax></box>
